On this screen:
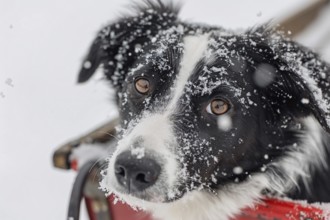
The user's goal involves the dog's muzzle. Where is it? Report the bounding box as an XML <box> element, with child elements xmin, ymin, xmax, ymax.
<box><xmin>114</xmin><ymin>151</ymin><xmax>161</xmax><ymax>193</ymax></box>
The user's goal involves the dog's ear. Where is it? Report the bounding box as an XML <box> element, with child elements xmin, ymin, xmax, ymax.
<box><xmin>77</xmin><ymin>1</ymin><xmax>180</xmax><ymax>88</ymax></box>
<box><xmin>239</xmin><ymin>32</ymin><xmax>330</xmax><ymax>133</ymax></box>
<box><xmin>274</xmin><ymin>39</ymin><xmax>330</xmax><ymax>133</ymax></box>
<box><xmin>78</xmin><ymin>33</ymin><xmax>107</xmax><ymax>83</ymax></box>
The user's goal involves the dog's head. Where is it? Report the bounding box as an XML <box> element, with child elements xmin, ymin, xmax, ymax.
<box><xmin>78</xmin><ymin>1</ymin><xmax>330</xmax><ymax>208</ymax></box>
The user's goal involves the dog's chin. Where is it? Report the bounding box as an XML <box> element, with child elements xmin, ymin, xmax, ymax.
<box><xmin>120</xmin><ymin>190</ymin><xmax>166</xmax><ymax>203</ymax></box>
<box><xmin>110</xmin><ymin>183</ymin><xmax>187</xmax><ymax>206</ymax></box>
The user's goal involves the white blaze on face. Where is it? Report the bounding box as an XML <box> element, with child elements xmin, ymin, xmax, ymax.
<box><xmin>167</xmin><ymin>34</ymin><xmax>210</xmax><ymax>111</ymax></box>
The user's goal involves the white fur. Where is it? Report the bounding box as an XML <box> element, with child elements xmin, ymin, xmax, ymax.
<box><xmin>269</xmin><ymin>116</ymin><xmax>328</xmax><ymax>194</ymax></box>
<box><xmin>146</xmin><ymin>174</ymin><xmax>271</xmax><ymax>220</ymax></box>
<box><xmin>103</xmin><ymin>173</ymin><xmax>272</xmax><ymax>220</ymax></box>
<box><xmin>168</xmin><ymin>34</ymin><xmax>209</xmax><ymax>110</ymax></box>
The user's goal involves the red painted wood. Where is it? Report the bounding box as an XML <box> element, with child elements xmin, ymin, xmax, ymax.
<box><xmin>85</xmin><ymin>197</ymin><xmax>97</xmax><ymax>220</ymax></box>
<box><xmin>234</xmin><ymin>198</ymin><xmax>327</xmax><ymax>220</ymax></box>
<box><xmin>70</xmin><ymin>159</ymin><xmax>78</xmax><ymax>171</ymax></box>
<box><xmin>105</xmin><ymin>195</ymin><xmax>329</xmax><ymax>220</ymax></box>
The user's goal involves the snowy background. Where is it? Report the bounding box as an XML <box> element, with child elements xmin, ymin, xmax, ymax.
<box><xmin>1</xmin><ymin>0</ymin><xmax>330</xmax><ymax>219</ymax></box>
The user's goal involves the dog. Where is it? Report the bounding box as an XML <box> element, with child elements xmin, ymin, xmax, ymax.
<box><xmin>77</xmin><ymin>1</ymin><xmax>330</xmax><ymax>219</ymax></box>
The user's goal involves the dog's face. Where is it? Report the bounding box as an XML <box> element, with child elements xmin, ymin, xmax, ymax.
<box><xmin>78</xmin><ymin>2</ymin><xmax>330</xmax><ymax>208</ymax></box>
<box><xmin>108</xmin><ymin>33</ymin><xmax>268</xmax><ymax>203</ymax></box>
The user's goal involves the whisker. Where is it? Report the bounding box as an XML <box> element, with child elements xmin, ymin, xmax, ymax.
<box><xmin>88</xmin><ymin>156</ymin><xmax>109</xmax><ymax>183</ymax></box>
<box><xmin>103</xmin><ymin>132</ymin><xmax>120</xmax><ymax>141</ymax></box>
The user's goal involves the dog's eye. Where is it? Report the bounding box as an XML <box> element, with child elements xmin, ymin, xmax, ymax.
<box><xmin>135</xmin><ymin>78</ymin><xmax>150</xmax><ymax>94</ymax></box>
<box><xmin>206</xmin><ymin>99</ymin><xmax>230</xmax><ymax>115</ymax></box>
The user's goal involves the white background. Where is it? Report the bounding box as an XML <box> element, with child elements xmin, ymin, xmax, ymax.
<box><xmin>1</xmin><ymin>0</ymin><xmax>329</xmax><ymax>219</ymax></box>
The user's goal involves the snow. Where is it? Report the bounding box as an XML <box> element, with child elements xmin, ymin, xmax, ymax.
<box><xmin>233</xmin><ymin>166</ymin><xmax>243</xmax><ymax>175</ymax></box>
<box><xmin>130</xmin><ymin>146</ymin><xmax>145</xmax><ymax>159</ymax></box>
<box><xmin>83</xmin><ymin>61</ymin><xmax>92</xmax><ymax>69</ymax></box>
<box><xmin>253</xmin><ymin>63</ymin><xmax>276</xmax><ymax>87</ymax></box>
<box><xmin>1</xmin><ymin>0</ymin><xmax>330</xmax><ymax>219</ymax></box>
<box><xmin>301</xmin><ymin>98</ymin><xmax>310</xmax><ymax>104</ymax></box>
<box><xmin>217</xmin><ymin>115</ymin><xmax>233</xmax><ymax>131</ymax></box>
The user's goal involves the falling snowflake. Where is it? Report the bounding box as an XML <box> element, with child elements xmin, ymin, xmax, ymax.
<box><xmin>5</xmin><ymin>78</ymin><xmax>14</xmax><ymax>87</ymax></box>
<box><xmin>217</xmin><ymin>115</ymin><xmax>233</xmax><ymax>131</ymax></box>
<box><xmin>233</xmin><ymin>166</ymin><xmax>243</xmax><ymax>175</ymax></box>
<box><xmin>253</xmin><ymin>63</ymin><xmax>276</xmax><ymax>88</ymax></box>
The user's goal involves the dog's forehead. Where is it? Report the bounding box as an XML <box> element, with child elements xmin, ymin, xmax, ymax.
<box><xmin>172</xmin><ymin>33</ymin><xmax>249</xmax><ymax>95</ymax></box>
<box><xmin>126</xmin><ymin>29</ymin><xmax>184</xmax><ymax>79</ymax></box>
<box><xmin>131</xmin><ymin>30</ymin><xmax>246</xmax><ymax>83</ymax></box>
<box><xmin>123</xmin><ymin>28</ymin><xmax>256</xmax><ymax>116</ymax></box>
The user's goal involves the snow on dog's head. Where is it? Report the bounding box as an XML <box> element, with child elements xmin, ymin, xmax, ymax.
<box><xmin>78</xmin><ymin>1</ymin><xmax>330</xmax><ymax>219</ymax></box>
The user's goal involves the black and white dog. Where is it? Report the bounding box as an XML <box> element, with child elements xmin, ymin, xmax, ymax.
<box><xmin>78</xmin><ymin>1</ymin><xmax>330</xmax><ymax>219</ymax></box>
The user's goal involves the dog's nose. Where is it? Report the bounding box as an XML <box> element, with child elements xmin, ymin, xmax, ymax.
<box><xmin>114</xmin><ymin>151</ymin><xmax>161</xmax><ymax>193</ymax></box>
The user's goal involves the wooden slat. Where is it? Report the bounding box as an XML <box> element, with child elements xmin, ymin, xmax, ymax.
<box><xmin>53</xmin><ymin>118</ymin><xmax>119</xmax><ymax>169</ymax></box>
<box><xmin>277</xmin><ymin>0</ymin><xmax>329</xmax><ymax>37</ymax></box>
